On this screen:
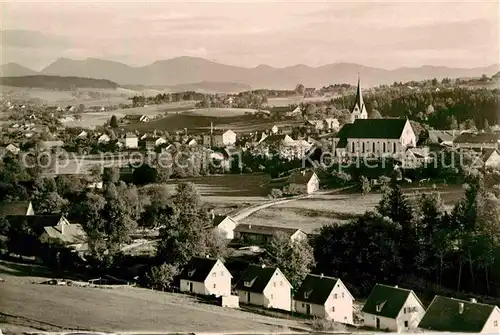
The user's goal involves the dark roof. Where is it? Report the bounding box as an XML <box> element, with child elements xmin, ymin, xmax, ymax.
<box><xmin>234</xmin><ymin>224</ymin><xmax>302</xmax><ymax>237</ymax></box>
<box><xmin>0</xmin><ymin>201</ymin><xmax>32</xmax><ymax>216</ymax></box>
<box><xmin>482</xmin><ymin>148</ymin><xmax>499</xmax><ymax>162</ymax></box>
<box><xmin>235</xmin><ymin>264</ymin><xmax>279</xmax><ymax>293</ymax></box>
<box><xmin>361</xmin><ymin>284</ymin><xmax>419</xmax><ymax>319</ymax></box>
<box><xmin>212</xmin><ymin>215</ymin><xmax>236</xmax><ymax>226</ymax></box>
<box><xmin>454</xmin><ymin>132</ymin><xmax>500</xmax><ymax>144</ymax></box>
<box><xmin>294</xmin><ymin>274</ymin><xmax>339</xmax><ymax>305</ymax></box>
<box><xmin>124</xmin><ymin>114</ymin><xmax>144</xmax><ymax>120</ymax></box>
<box><xmin>289</xmin><ymin>171</ymin><xmax>317</xmax><ymax>184</ymax></box>
<box><xmin>179</xmin><ymin>257</ymin><xmax>219</xmax><ymax>282</ymax></box>
<box><xmin>336</xmin><ymin>119</ymin><xmax>409</xmax><ymax>140</ymax></box>
<box><xmin>5</xmin><ymin>215</ymin><xmax>64</xmax><ymax>235</ymax></box>
<box><xmin>418</xmin><ymin>296</ymin><xmax>496</xmax><ymax>332</ymax></box>
<box><xmin>262</xmin><ymin>134</ymin><xmax>288</xmax><ymax>143</ymax></box>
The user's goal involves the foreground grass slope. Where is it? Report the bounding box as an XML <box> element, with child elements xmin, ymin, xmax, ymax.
<box><xmin>0</xmin><ymin>262</ymin><xmax>304</xmax><ymax>332</ymax></box>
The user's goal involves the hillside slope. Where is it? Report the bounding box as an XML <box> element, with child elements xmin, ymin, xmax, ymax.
<box><xmin>0</xmin><ymin>75</ymin><xmax>119</xmax><ymax>89</ymax></box>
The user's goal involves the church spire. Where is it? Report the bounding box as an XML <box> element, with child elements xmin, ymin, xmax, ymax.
<box><xmin>349</xmin><ymin>74</ymin><xmax>368</xmax><ymax>122</ymax></box>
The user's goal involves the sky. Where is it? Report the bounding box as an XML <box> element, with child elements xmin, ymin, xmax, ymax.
<box><xmin>0</xmin><ymin>0</ymin><xmax>499</xmax><ymax>70</ymax></box>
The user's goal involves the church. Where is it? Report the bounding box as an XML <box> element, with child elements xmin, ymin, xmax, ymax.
<box><xmin>332</xmin><ymin>76</ymin><xmax>417</xmax><ymax>158</ymax></box>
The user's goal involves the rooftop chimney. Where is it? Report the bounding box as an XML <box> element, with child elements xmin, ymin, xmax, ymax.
<box><xmin>261</xmin><ymin>264</ymin><xmax>266</xmax><ymax>268</ymax></box>
<box><xmin>394</xmin><ymin>285</ymin><xmax>398</xmax><ymax>288</ymax></box>
<box><xmin>459</xmin><ymin>302</ymin><xmax>465</xmax><ymax>314</ymax></box>
<box><xmin>470</xmin><ymin>298</ymin><xmax>477</xmax><ymax>303</ymax></box>
<box><xmin>206</xmin><ymin>254</ymin><xmax>210</xmax><ymax>259</ymax></box>
<box><xmin>320</xmin><ymin>273</ymin><xmax>324</xmax><ymax>279</ymax></box>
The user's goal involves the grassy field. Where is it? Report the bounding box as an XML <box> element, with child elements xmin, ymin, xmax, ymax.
<box><xmin>166</xmin><ymin>174</ymin><xmax>271</xmax><ymax>203</ymax></box>
<box><xmin>0</xmin><ymin>261</ymin><xmax>304</xmax><ymax>332</ymax></box>
<box><xmin>241</xmin><ymin>185</ymin><xmax>465</xmax><ymax>234</ymax></box>
<box><xmin>65</xmin><ymin>101</ymin><xmax>197</xmax><ymax>129</ymax></box>
<box><xmin>266</xmin><ymin>95</ymin><xmax>337</xmax><ymax>107</ymax></box>
<box><xmin>123</xmin><ymin>111</ymin><xmax>303</xmax><ymax>134</ymax></box>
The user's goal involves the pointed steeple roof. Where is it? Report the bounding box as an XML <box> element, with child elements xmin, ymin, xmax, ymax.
<box><xmin>351</xmin><ymin>74</ymin><xmax>366</xmax><ymax>114</ymax></box>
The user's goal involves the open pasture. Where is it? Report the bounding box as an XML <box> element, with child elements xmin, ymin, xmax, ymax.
<box><xmin>64</xmin><ymin>101</ymin><xmax>197</xmax><ymax>129</ymax></box>
<box><xmin>166</xmin><ymin>173</ymin><xmax>271</xmax><ymax>203</ymax></box>
<box><xmin>0</xmin><ymin>262</ymin><xmax>301</xmax><ymax>333</ymax></box>
<box><xmin>266</xmin><ymin>95</ymin><xmax>336</xmax><ymax>107</ymax></box>
<box><xmin>241</xmin><ymin>185</ymin><xmax>465</xmax><ymax>234</ymax></box>
<box><xmin>123</xmin><ymin>111</ymin><xmax>303</xmax><ymax>134</ymax></box>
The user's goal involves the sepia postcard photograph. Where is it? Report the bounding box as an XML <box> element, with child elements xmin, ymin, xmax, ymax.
<box><xmin>0</xmin><ymin>0</ymin><xmax>499</xmax><ymax>334</ymax></box>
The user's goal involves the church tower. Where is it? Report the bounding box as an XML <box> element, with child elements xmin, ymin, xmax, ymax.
<box><xmin>349</xmin><ymin>75</ymin><xmax>368</xmax><ymax>123</ymax></box>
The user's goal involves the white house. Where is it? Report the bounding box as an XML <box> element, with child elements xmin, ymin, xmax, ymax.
<box><xmin>349</xmin><ymin>76</ymin><xmax>369</xmax><ymax>123</ymax></box>
<box><xmin>285</xmin><ymin>171</ymin><xmax>320</xmax><ymax>194</ymax></box>
<box><xmin>234</xmin><ymin>224</ymin><xmax>307</xmax><ymax>246</ymax></box>
<box><xmin>324</xmin><ymin>118</ymin><xmax>340</xmax><ymax>131</ymax></box>
<box><xmin>155</xmin><ymin>137</ymin><xmax>168</xmax><ymax>147</ymax></box>
<box><xmin>236</xmin><ymin>264</ymin><xmax>293</xmax><ymax>311</ymax></box>
<box><xmin>212</xmin><ymin>215</ymin><xmax>238</xmax><ymax>240</ymax></box>
<box><xmin>332</xmin><ymin>118</ymin><xmax>417</xmax><ymax>158</ymax></box>
<box><xmin>203</xmin><ymin>129</ymin><xmax>237</xmax><ymax>147</ymax></box>
<box><xmin>5</xmin><ymin>143</ymin><xmax>20</xmax><ymax>155</ymax></box>
<box><xmin>271</xmin><ymin>125</ymin><xmax>279</xmax><ymax>134</ymax></box>
<box><xmin>124</xmin><ymin>133</ymin><xmax>138</xmax><ymax>149</ymax></box>
<box><xmin>362</xmin><ymin>284</ymin><xmax>425</xmax><ymax>332</ymax></box>
<box><xmin>77</xmin><ymin>131</ymin><xmax>88</xmax><ymax>139</ymax></box>
<box><xmin>294</xmin><ymin>274</ymin><xmax>355</xmax><ymax>324</ymax></box>
<box><xmin>97</xmin><ymin>134</ymin><xmax>110</xmax><ymax>144</ymax></box>
<box><xmin>179</xmin><ymin>257</ymin><xmax>232</xmax><ymax>297</ymax></box>
<box><xmin>482</xmin><ymin>148</ymin><xmax>500</xmax><ymax>168</ymax></box>
<box><xmin>418</xmin><ymin>296</ymin><xmax>500</xmax><ymax>333</ymax></box>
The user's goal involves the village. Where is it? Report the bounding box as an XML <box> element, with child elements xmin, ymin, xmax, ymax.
<box><xmin>2</xmin><ymin>67</ymin><xmax>500</xmax><ymax>334</ymax></box>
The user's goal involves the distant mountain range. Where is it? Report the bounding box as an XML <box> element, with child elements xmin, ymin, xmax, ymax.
<box><xmin>1</xmin><ymin>57</ymin><xmax>499</xmax><ymax>89</ymax></box>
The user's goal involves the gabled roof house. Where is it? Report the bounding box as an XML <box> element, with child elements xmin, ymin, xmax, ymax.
<box><xmin>179</xmin><ymin>257</ymin><xmax>232</xmax><ymax>297</ymax></box>
<box><xmin>235</xmin><ymin>264</ymin><xmax>292</xmax><ymax>311</ymax></box>
<box><xmin>418</xmin><ymin>295</ymin><xmax>500</xmax><ymax>333</ymax></box>
<box><xmin>362</xmin><ymin>284</ymin><xmax>425</xmax><ymax>332</ymax></box>
<box><xmin>294</xmin><ymin>274</ymin><xmax>355</xmax><ymax>324</ymax></box>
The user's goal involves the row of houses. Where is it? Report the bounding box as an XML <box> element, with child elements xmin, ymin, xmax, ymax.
<box><xmin>179</xmin><ymin>257</ymin><xmax>500</xmax><ymax>333</ymax></box>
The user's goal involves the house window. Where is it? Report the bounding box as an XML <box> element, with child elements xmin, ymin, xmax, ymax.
<box><xmin>212</xmin><ymin>272</ymin><xmax>216</xmax><ymax>277</ymax></box>
<box><xmin>334</xmin><ymin>294</ymin><xmax>338</xmax><ymax>299</ymax></box>
<box><xmin>362</xmin><ymin>142</ymin><xmax>365</xmax><ymax>153</ymax></box>
<box><xmin>494</xmin><ymin>321</ymin><xmax>498</xmax><ymax>327</ymax></box>
<box><xmin>383</xmin><ymin>143</ymin><xmax>386</xmax><ymax>152</ymax></box>
<box><xmin>404</xmin><ymin>321</ymin><xmax>409</xmax><ymax>328</ymax></box>
<box><xmin>352</xmin><ymin>142</ymin><xmax>355</xmax><ymax>153</ymax></box>
<box><xmin>273</xmin><ymin>282</ymin><xmax>276</xmax><ymax>287</ymax></box>
<box><xmin>280</xmin><ymin>281</ymin><xmax>283</xmax><ymax>286</ymax></box>
<box><xmin>302</xmin><ymin>303</ymin><xmax>305</xmax><ymax>307</ymax></box>
<box><xmin>372</xmin><ymin>142</ymin><xmax>375</xmax><ymax>152</ymax></box>
<box><xmin>332</xmin><ymin>306</ymin><xmax>335</xmax><ymax>312</ymax></box>
<box><xmin>213</xmin><ymin>283</ymin><xmax>216</xmax><ymax>288</ymax></box>
<box><xmin>393</xmin><ymin>143</ymin><xmax>397</xmax><ymax>153</ymax></box>
<box><xmin>271</xmin><ymin>294</ymin><xmax>274</xmax><ymax>299</ymax></box>
<box><xmin>403</xmin><ymin>307</ymin><xmax>406</xmax><ymax>314</ymax></box>
<box><xmin>341</xmin><ymin>292</ymin><xmax>344</xmax><ymax>298</ymax></box>
<box><xmin>220</xmin><ymin>271</ymin><xmax>224</xmax><ymax>276</ymax></box>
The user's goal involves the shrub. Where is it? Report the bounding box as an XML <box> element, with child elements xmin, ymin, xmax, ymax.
<box><xmin>145</xmin><ymin>263</ymin><xmax>178</xmax><ymax>291</ymax></box>
<box><xmin>269</xmin><ymin>188</ymin><xmax>283</xmax><ymax>199</ymax></box>
<box><xmin>311</xmin><ymin>318</ymin><xmax>347</xmax><ymax>332</ymax></box>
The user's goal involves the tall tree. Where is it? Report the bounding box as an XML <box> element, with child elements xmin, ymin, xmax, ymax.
<box><xmin>110</xmin><ymin>115</ymin><xmax>118</xmax><ymax>128</ymax></box>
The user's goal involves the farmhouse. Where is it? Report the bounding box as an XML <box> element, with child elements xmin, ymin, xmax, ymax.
<box><xmin>123</xmin><ymin>114</ymin><xmax>150</xmax><ymax>123</ymax></box>
<box><xmin>362</xmin><ymin>284</ymin><xmax>425</xmax><ymax>332</ymax></box>
<box><xmin>97</xmin><ymin>134</ymin><xmax>110</xmax><ymax>144</ymax></box>
<box><xmin>332</xmin><ymin>118</ymin><xmax>416</xmax><ymax>158</ymax></box>
<box><xmin>203</xmin><ymin>129</ymin><xmax>237</xmax><ymax>148</ymax></box>
<box><xmin>77</xmin><ymin>131</ymin><xmax>88</xmax><ymax>139</ymax></box>
<box><xmin>179</xmin><ymin>257</ymin><xmax>232</xmax><ymax>297</ymax></box>
<box><xmin>285</xmin><ymin>170</ymin><xmax>320</xmax><ymax>194</ymax></box>
<box><xmin>258</xmin><ymin>135</ymin><xmax>310</xmax><ymax>160</ymax></box>
<box><xmin>235</xmin><ymin>264</ymin><xmax>292</xmax><ymax>311</ymax></box>
<box><xmin>418</xmin><ymin>296</ymin><xmax>500</xmax><ymax>333</ymax></box>
<box><xmin>349</xmin><ymin>77</ymin><xmax>369</xmax><ymax>123</ymax></box>
<box><xmin>453</xmin><ymin>132</ymin><xmax>500</xmax><ymax>151</ymax></box>
<box><xmin>40</xmin><ymin>219</ymin><xmax>86</xmax><ymax>249</ymax></box>
<box><xmin>234</xmin><ymin>224</ymin><xmax>306</xmax><ymax>246</ymax></box>
<box><xmin>5</xmin><ymin>143</ymin><xmax>20</xmax><ymax>155</ymax></box>
<box><xmin>482</xmin><ymin>148</ymin><xmax>500</xmax><ymax>168</ymax></box>
<box><xmin>124</xmin><ymin>133</ymin><xmax>138</xmax><ymax>149</ymax></box>
<box><xmin>0</xmin><ymin>201</ymin><xmax>35</xmax><ymax>216</ymax></box>
<box><xmin>427</xmin><ymin>130</ymin><xmax>456</xmax><ymax>146</ymax></box>
<box><xmin>212</xmin><ymin>215</ymin><xmax>238</xmax><ymax>239</ymax></box>
<box><xmin>294</xmin><ymin>274</ymin><xmax>354</xmax><ymax>324</ymax></box>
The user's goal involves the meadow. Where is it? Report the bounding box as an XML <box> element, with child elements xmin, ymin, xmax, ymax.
<box><xmin>241</xmin><ymin>185</ymin><xmax>465</xmax><ymax>234</ymax></box>
<box><xmin>65</xmin><ymin>101</ymin><xmax>197</xmax><ymax>129</ymax></box>
<box><xmin>0</xmin><ymin>261</ymin><xmax>302</xmax><ymax>333</ymax></box>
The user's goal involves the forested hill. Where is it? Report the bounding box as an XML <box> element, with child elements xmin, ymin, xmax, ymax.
<box><xmin>0</xmin><ymin>75</ymin><xmax>119</xmax><ymax>90</ymax></box>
